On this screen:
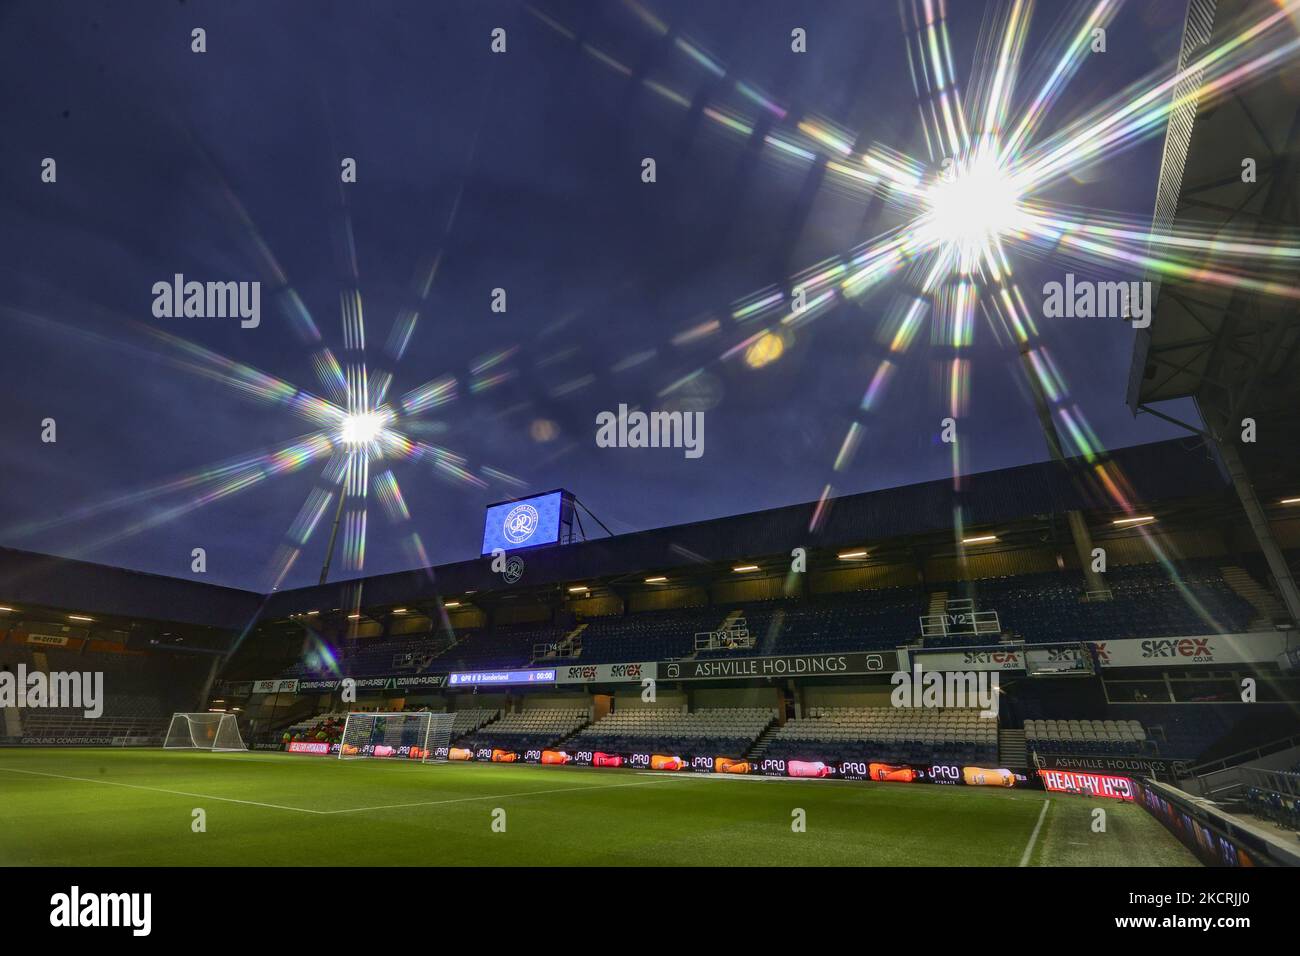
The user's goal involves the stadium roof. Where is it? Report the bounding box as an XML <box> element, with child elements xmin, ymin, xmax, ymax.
<box><xmin>0</xmin><ymin>439</ymin><xmax>1233</xmax><ymax>629</ymax></box>
<box><xmin>0</xmin><ymin>545</ymin><xmax>262</xmax><ymax>631</ymax></box>
<box><xmin>261</xmin><ymin>438</ymin><xmax>1228</xmax><ymax>617</ymax></box>
<box><xmin>1127</xmin><ymin>0</ymin><xmax>1300</xmax><ymax>456</ymax></box>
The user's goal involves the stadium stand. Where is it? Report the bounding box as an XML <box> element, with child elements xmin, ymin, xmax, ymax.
<box><xmin>283</xmin><ymin>712</ymin><xmax>347</xmax><ymax>744</ymax></box>
<box><xmin>285</xmin><ymin>633</ymin><xmax>463</xmax><ymax>679</ymax></box>
<box><xmin>967</xmin><ymin>563</ymin><xmax>1257</xmax><ymax>644</ymax></box>
<box><xmin>458</xmin><ymin>708</ymin><xmax>589</xmax><ymax>751</ymax></box>
<box><xmin>1</xmin><ymin>641</ymin><xmax>211</xmax><ymax>742</ymax></box>
<box><xmin>552</xmin><ymin>606</ymin><xmax>719</xmax><ymax>664</ymax></box>
<box><xmin>567</xmin><ymin>707</ymin><xmax>776</xmax><ymax>757</ymax></box>
<box><xmin>758</xmin><ymin>707</ymin><xmax>998</xmax><ymax>766</ymax></box>
<box><xmin>1024</xmin><ymin>718</ymin><xmax>1148</xmax><ymax>755</ymax></box>
<box><xmin>693</xmin><ymin>590</ymin><xmax>925</xmax><ymax>658</ymax></box>
<box><xmin>254</xmin><ymin>558</ymin><xmax>1269</xmax><ymax>685</ymax></box>
<box><xmin>430</xmin><ymin>626</ymin><xmax>554</xmax><ymax>671</ymax></box>
<box><xmin>449</xmin><ymin>708</ymin><xmax>499</xmax><ymax>738</ymax></box>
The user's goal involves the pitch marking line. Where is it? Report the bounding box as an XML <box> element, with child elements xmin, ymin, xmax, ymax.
<box><xmin>321</xmin><ymin>778</ymin><xmax>672</xmax><ymax>814</ymax></box>
<box><xmin>0</xmin><ymin>766</ymin><xmax>673</xmax><ymax>816</ymax></box>
<box><xmin>1018</xmin><ymin>797</ymin><xmax>1052</xmax><ymax>866</ymax></box>
<box><xmin>0</xmin><ymin>766</ymin><xmax>324</xmax><ymax>815</ymax></box>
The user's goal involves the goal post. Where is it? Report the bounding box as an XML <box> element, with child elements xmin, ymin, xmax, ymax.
<box><xmin>164</xmin><ymin>712</ymin><xmax>247</xmax><ymax>751</ymax></box>
<box><xmin>338</xmin><ymin>711</ymin><xmax>454</xmax><ymax>762</ymax></box>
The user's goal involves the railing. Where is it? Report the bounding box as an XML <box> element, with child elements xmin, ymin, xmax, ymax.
<box><xmin>1188</xmin><ymin>733</ymin><xmax>1300</xmax><ymax>778</ymax></box>
<box><xmin>694</xmin><ymin>626</ymin><xmax>752</xmax><ymax>651</ymax></box>
<box><xmin>918</xmin><ymin>607</ymin><xmax>1001</xmax><ymax>639</ymax></box>
<box><xmin>1184</xmin><ymin>733</ymin><xmax>1300</xmax><ymax>798</ymax></box>
<box><xmin>1242</xmin><ymin>766</ymin><xmax>1300</xmax><ymax>798</ymax></box>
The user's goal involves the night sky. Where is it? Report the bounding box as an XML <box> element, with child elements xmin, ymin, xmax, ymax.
<box><xmin>0</xmin><ymin>1</ymin><xmax>1200</xmax><ymax>591</ymax></box>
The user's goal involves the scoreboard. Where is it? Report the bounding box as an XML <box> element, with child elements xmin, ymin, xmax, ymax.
<box><xmin>481</xmin><ymin>489</ymin><xmax>573</xmax><ymax>555</ymax></box>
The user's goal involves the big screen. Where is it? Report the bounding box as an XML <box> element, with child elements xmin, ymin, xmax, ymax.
<box><xmin>481</xmin><ymin>490</ymin><xmax>565</xmax><ymax>554</ymax></box>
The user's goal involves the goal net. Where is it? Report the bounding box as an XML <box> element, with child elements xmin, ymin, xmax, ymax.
<box><xmin>164</xmin><ymin>712</ymin><xmax>247</xmax><ymax>751</ymax></box>
<box><xmin>338</xmin><ymin>711</ymin><xmax>454</xmax><ymax>762</ymax></box>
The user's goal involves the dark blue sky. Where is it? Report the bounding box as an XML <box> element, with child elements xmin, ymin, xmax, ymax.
<box><xmin>0</xmin><ymin>1</ymin><xmax>1198</xmax><ymax>590</ymax></box>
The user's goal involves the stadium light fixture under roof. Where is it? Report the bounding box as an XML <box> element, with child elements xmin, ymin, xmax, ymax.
<box><xmin>68</xmin><ymin>614</ymin><xmax>94</xmax><ymax>622</ymax></box>
<box><xmin>961</xmin><ymin>535</ymin><xmax>998</xmax><ymax>545</ymax></box>
<box><xmin>1281</xmin><ymin>497</ymin><xmax>1300</xmax><ymax>506</ymax></box>
<box><xmin>568</xmin><ymin>585</ymin><xmax>589</xmax><ymax>593</ymax></box>
<box><xmin>837</xmin><ymin>550</ymin><xmax>869</xmax><ymax>560</ymax></box>
<box><xmin>1113</xmin><ymin>515</ymin><xmax>1156</xmax><ymax>526</ymax></box>
<box><xmin>732</xmin><ymin>565</ymin><xmax>760</xmax><ymax>573</ymax></box>
<box><xmin>644</xmin><ymin>576</ymin><xmax>668</xmax><ymax>583</ymax></box>
<box><xmin>0</xmin><ymin>607</ymin><xmax>12</xmax><ymax>613</ymax></box>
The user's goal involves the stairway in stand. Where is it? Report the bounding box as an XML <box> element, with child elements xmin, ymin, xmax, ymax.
<box><xmin>744</xmin><ymin>720</ymin><xmax>782</xmax><ymax>761</ymax></box>
<box><xmin>1220</xmin><ymin>566</ymin><xmax>1285</xmax><ymax>630</ymax></box>
<box><xmin>998</xmin><ymin>728</ymin><xmax>1028</xmax><ymax>770</ymax></box>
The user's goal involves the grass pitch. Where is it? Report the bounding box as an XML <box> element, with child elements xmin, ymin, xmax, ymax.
<box><xmin>0</xmin><ymin>748</ymin><xmax>1198</xmax><ymax>866</ymax></box>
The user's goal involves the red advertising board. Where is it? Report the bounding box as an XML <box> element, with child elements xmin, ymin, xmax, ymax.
<box><xmin>287</xmin><ymin>740</ymin><xmax>330</xmax><ymax>756</ymax></box>
<box><xmin>1038</xmin><ymin>769</ymin><xmax>1134</xmax><ymax>800</ymax></box>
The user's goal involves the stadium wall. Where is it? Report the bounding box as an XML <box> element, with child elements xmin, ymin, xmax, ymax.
<box><xmin>628</xmin><ymin>587</ymin><xmax>710</xmax><ymax>613</ymax></box>
<box><xmin>448</xmin><ymin>607</ymin><xmax>487</xmax><ymax>629</ymax></box>
<box><xmin>813</xmin><ymin>565</ymin><xmax>918</xmax><ymax>592</ymax></box>
<box><xmin>493</xmin><ymin>605</ymin><xmax>552</xmax><ymax>626</ymax></box>
<box><xmin>453</xmin><ymin>694</ymin><xmax>507</xmax><ymax>710</ymax></box>
<box><xmin>800</xmin><ymin>684</ymin><xmax>895</xmax><ymax>709</ymax></box>
<box><xmin>925</xmin><ymin>549</ymin><xmax>1059</xmax><ymax>581</ymax></box>
<box><xmin>1270</xmin><ymin>517</ymin><xmax>1300</xmax><ymax>548</ymax></box>
<box><xmin>1089</xmin><ymin>528</ymin><xmax>1227</xmax><ymax>566</ymax></box>
<box><xmin>614</xmin><ymin>687</ymin><xmax>686</xmax><ymax>710</ymax></box>
<box><xmin>521</xmin><ymin>694</ymin><xmax>593</xmax><ymax>711</ymax></box>
<box><xmin>572</xmin><ymin>595</ymin><xmax>623</xmax><ymax>618</ymax></box>
<box><xmin>712</xmin><ymin>576</ymin><xmax>790</xmax><ymax>603</ymax></box>
<box><xmin>390</xmin><ymin>616</ymin><xmax>434</xmax><ymax>635</ymax></box>
<box><xmin>688</xmin><ymin>686</ymin><xmax>783</xmax><ymax>710</ymax></box>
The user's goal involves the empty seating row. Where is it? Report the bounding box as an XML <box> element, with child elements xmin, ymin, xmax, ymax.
<box><xmin>450</xmin><ymin>708</ymin><xmax>500</xmax><ymax>737</ymax></box>
<box><xmin>459</xmin><ymin>708</ymin><xmax>590</xmax><ymax>751</ymax></box>
<box><xmin>570</xmin><ymin>707</ymin><xmax>776</xmax><ymax>757</ymax></box>
<box><xmin>1025</xmin><ymin>718</ymin><xmax>1147</xmax><ymax>755</ymax></box>
<box><xmin>760</xmin><ymin>707</ymin><xmax>997</xmax><ymax>766</ymax></box>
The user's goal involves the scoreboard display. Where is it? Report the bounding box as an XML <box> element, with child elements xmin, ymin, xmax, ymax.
<box><xmin>481</xmin><ymin>489</ymin><xmax>570</xmax><ymax>554</ymax></box>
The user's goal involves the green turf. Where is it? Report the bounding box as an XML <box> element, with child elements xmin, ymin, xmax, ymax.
<box><xmin>0</xmin><ymin>749</ymin><xmax>1199</xmax><ymax>866</ymax></box>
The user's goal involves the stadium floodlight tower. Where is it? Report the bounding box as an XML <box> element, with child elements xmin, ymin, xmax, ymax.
<box><xmin>319</xmin><ymin>406</ymin><xmax>395</xmax><ymax>585</ymax></box>
<box><xmin>920</xmin><ymin>149</ymin><xmax>1025</xmax><ymax>261</ymax></box>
